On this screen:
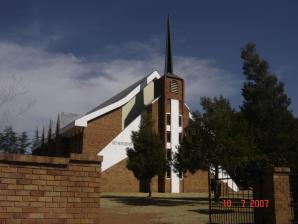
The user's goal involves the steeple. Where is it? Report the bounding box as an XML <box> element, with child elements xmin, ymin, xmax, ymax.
<box><xmin>164</xmin><ymin>15</ymin><xmax>173</xmax><ymax>75</ymax></box>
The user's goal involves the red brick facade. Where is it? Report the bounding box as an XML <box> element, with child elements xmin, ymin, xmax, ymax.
<box><xmin>33</xmin><ymin>75</ymin><xmax>209</xmax><ymax>194</ymax></box>
<box><xmin>82</xmin><ymin>108</ymin><xmax>122</xmax><ymax>156</ymax></box>
<box><xmin>182</xmin><ymin>171</ymin><xmax>209</xmax><ymax>193</ymax></box>
<box><xmin>101</xmin><ymin>159</ymin><xmax>139</xmax><ymax>192</ymax></box>
<box><xmin>0</xmin><ymin>153</ymin><xmax>101</xmax><ymax>224</ymax></box>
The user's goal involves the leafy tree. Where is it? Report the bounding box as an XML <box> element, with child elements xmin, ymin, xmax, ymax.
<box><xmin>32</xmin><ymin>127</ymin><xmax>39</xmax><ymax>148</ymax></box>
<box><xmin>173</xmin><ymin>43</ymin><xmax>298</xmax><ymax>199</ymax></box>
<box><xmin>126</xmin><ymin>112</ymin><xmax>167</xmax><ymax>197</ymax></box>
<box><xmin>174</xmin><ymin>96</ymin><xmax>255</xmax><ymax>173</ymax></box>
<box><xmin>0</xmin><ymin>126</ymin><xmax>30</xmax><ymax>154</ymax></box>
<box><xmin>55</xmin><ymin>113</ymin><xmax>60</xmax><ymax>139</ymax></box>
<box><xmin>17</xmin><ymin>132</ymin><xmax>30</xmax><ymax>154</ymax></box>
<box><xmin>240</xmin><ymin>43</ymin><xmax>298</xmax><ymax>169</ymax></box>
<box><xmin>0</xmin><ymin>126</ymin><xmax>18</xmax><ymax>153</ymax></box>
<box><xmin>41</xmin><ymin>126</ymin><xmax>45</xmax><ymax>147</ymax></box>
<box><xmin>173</xmin><ymin>96</ymin><xmax>256</xmax><ymax>198</ymax></box>
<box><xmin>47</xmin><ymin>120</ymin><xmax>52</xmax><ymax>143</ymax></box>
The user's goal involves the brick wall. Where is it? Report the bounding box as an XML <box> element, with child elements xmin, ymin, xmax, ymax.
<box><xmin>101</xmin><ymin>159</ymin><xmax>139</xmax><ymax>192</ymax></box>
<box><xmin>254</xmin><ymin>167</ymin><xmax>292</xmax><ymax>224</ymax></box>
<box><xmin>182</xmin><ymin>170</ymin><xmax>209</xmax><ymax>193</ymax></box>
<box><xmin>0</xmin><ymin>153</ymin><xmax>102</xmax><ymax>224</ymax></box>
<box><xmin>82</xmin><ymin>108</ymin><xmax>122</xmax><ymax>156</ymax></box>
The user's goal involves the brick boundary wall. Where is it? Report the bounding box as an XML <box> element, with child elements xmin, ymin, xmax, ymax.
<box><xmin>254</xmin><ymin>167</ymin><xmax>292</xmax><ymax>224</ymax></box>
<box><xmin>0</xmin><ymin>153</ymin><xmax>102</xmax><ymax>224</ymax></box>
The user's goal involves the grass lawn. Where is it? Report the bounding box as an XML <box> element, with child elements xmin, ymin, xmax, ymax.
<box><xmin>100</xmin><ymin>192</ymin><xmax>210</xmax><ymax>224</ymax></box>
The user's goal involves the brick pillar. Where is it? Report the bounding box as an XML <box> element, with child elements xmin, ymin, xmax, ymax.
<box><xmin>254</xmin><ymin>167</ymin><xmax>292</xmax><ymax>224</ymax></box>
<box><xmin>273</xmin><ymin>167</ymin><xmax>292</xmax><ymax>224</ymax></box>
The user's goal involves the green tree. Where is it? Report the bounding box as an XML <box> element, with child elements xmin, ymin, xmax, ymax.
<box><xmin>240</xmin><ymin>43</ymin><xmax>298</xmax><ymax>169</ymax></box>
<box><xmin>41</xmin><ymin>126</ymin><xmax>45</xmax><ymax>147</ymax></box>
<box><xmin>0</xmin><ymin>126</ymin><xmax>18</xmax><ymax>153</ymax></box>
<box><xmin>174</xmin><ymin>96</ymin><xmax>255</xmax><ymax>173</ymax></box>
<box><xmin>0</xmin><ymin>126</ymin><xmax>30</xmax><ymax>154</ymax></box>
<box><xmin>126</xmin><ymin>112</ymin><xmax>167</xmax><ymax>197</ymax></box>
<box><xmin>55</xmin><ymin>113</ymin><xmax>60</xmax><ymax>139</ymax></box>
<box><xmin>17</xmin><ymin>132</ymin><xmax>30</xmax><ymax>154</ymax></box>
<box><xmin>32</xmin><ymin>127</ymin><xmax>39</xmax><ymax>149</ymax></box>
<box><xmin>173</xmin><ymin>96</ymin><xmax>256</xmax><ymax>198</ymax></box>
<box><xmin>47</xmin><ymin>120</ymin><xmax>52</xmax><ymax>143</ymax></box>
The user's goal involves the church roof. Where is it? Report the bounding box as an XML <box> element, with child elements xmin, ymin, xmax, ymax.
<box><xmin>60</xmin><ymin>71</ymin><xmax>161</xmax><ymax>134</ymax></box>
<box><xmin>86</xmin><ymin>75</ymin><xmax>149</xmax><ymax>115</ymax></box>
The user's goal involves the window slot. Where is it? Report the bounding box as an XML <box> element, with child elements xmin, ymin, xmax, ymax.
<box><xmin>166</xmin><ymin>114</ymin><xmax>171</xmax><ymax>125</ymax></box>
<box><xmin>166</xmin><ymin>131</ymin><xmax>171</xmax><ymax>143</ymax></box>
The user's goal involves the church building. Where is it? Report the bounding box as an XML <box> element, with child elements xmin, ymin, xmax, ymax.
<box><xmin>33</xmin><ymin>17</ymin><xmax>208</xmax><ymax>193</ymax></box>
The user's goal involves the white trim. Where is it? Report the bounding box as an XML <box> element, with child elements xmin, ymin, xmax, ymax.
<box><xmin>166</xmin><ymin>125</ymin><xmax>171</xmax><ymax>132</ymax></box>
<box><xmin>184</xmin><ymin>103</ymin><xmax>191</xmax><ymax>111</ymax></box>
<box><xmin>184</xmin><ymin>103</ymin><xmax>194</xmax><ymax>120</ymax></box>
<box><xmin>170</xmin><ymin>99</ymin><xmax>180</xmax><ymax>193</ymax></box>
<box><xmin>151</xmin><ymin>97</ymin><xmax>160</xmax><ymax>104</ymax></box>
<box><xmin>98</xmin><ymin>115</ymin><xmax>141</xmax><ymax>172</ymax></box>
<box><xmin>189</xmin><ymin>112</ymin><xmax>193</xmax><ymax>120</ymax></box>
<box><xmin>75</xmin><ymin>85</ymin><xmax>141</xmax><ymax>127</ymax></box>
<box><xmin>166</xmin><ymin>142</ymin><xmax>171</xmax><ymax>149</ymax></box>
<box><xmin>64</xmin><ymin>71</ymin><xmax>160</xmax><ymax>131</ymax></box>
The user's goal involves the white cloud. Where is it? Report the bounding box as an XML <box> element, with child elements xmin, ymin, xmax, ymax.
<box><xmin>0</xmin><ymin>41</ymin><xmax>241</xmax><ymax>136</ymax></box>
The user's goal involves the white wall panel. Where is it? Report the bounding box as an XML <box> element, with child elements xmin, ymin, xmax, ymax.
<box><xmin>170</xmin><ymin>99</ymin><xmax>180</xmax><ymax>193</ymax></box>
<box><xmin>98</xmin><ymin>115</ymin><xmax>141</xmax><ymax>172</ymax></box>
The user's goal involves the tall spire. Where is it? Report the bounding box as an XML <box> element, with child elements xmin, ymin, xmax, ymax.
<box><xmin>164</xmin><ymin>15</ymin><xmax>173</xmax><ymax>75</ymax></box>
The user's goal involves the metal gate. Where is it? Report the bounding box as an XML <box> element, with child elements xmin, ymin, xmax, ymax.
<box><xmin>208</xmin><ymin>166</ymin><xmax>255</xmax><ymax>224</ymax></box>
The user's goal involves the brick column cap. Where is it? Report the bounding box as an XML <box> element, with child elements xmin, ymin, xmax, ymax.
<box><xmin>0</xmin><ymin>153</ymin><xmax>68</xmax><ymax>165</ymax></box>
<box><xmin>0</xmin><ymin>153</ymin><xmax>102</xmax><ymax>166</ymax></box>
<box><xmin>69</xmin><ymin>153</ymin><xmax>103</xmax><ymax>164</ymax></box>
<box><xmin>274</xmin><ymin>167</ymin><xmax>291</xmax><ymax>173</ymax></box>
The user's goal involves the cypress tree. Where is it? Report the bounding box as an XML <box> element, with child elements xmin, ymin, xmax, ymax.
<box><xmin>32</xmin><ymin>127</ymin><xmax>39</xmax><ymax>148</ymax></box>
<box><xmin>0</xmin><ymin>126</ymin><xmax>18</xmax><ymax>153</ymax></box>
<box><xmin>47</xmin><ymin>120</ymin><xmax>52</xmax><ymax>143</ymax></box>
<box><xmin>240</xmin><ymin>43</ymin><xmax>297</xmax><ymax>168</ymax></box>
<box><xmin>55</xmin><ymin>113</ymin><xmax>60</xmax><ymax>139</ymax></box>
<box><xmin>17</xmin><ymin>132</ymin><xmax>30</xmax><ymax>154</ymax></box>
<box><xmin>41</xmin><ymin>126</ymin><xmax>45</xmax><ymax>146</ymax></box>
<box><xmin>126</xmin><ymin>112</ymin><xmax>167</xmax><ymax>197</ymax></box>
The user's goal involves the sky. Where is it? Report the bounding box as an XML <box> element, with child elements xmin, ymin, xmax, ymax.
<box><xmin>0</xmin><ymin>0</ymin><xmax>297</xmax><ymax>136</ymax></box>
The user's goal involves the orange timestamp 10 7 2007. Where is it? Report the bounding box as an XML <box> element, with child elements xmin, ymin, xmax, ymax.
<box><xmin>223</xmin><ymin>199</ymin><xmax>270</xmax><ymax>208</ymax></box>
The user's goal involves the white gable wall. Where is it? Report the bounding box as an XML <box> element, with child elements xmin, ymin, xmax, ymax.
<box><xmin>98</xmin><ymin>115</ymin><xmax>141</xmax><ymax>172</ymax></box>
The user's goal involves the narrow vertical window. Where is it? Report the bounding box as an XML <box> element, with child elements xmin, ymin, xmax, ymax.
<box><xmin>167</xmin><ymin>148</ymin><xmax>172</xmax><ymax>160</ymax></box>
<box><xmin>179</xmin><ymin>133</ymin><xmax>183</xmax><ymax>144</ymax></box>
<box><xmin>166</xmin><ymin>114</ymin><xmax>171</xmax><ymax>125</ymax></box>
<box><xmin>167</xmin><ymin>131</ymin><xmax>171</xmax><ymax>143</ymax></box>
<box><xmin>179</xmin><ymin>115</ymin><xmax>182</xmax><ymax>127</ymax></box>
<box><xmin>166</xmin><ymin>148</ymin><xmax>172</xmax><ymax>178</ymax></box>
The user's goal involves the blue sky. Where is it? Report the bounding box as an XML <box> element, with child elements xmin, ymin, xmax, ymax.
<box><xmin>0</xmin><ymin>0</ymin><xmax>297</xmax><ymax>134</ymax></box>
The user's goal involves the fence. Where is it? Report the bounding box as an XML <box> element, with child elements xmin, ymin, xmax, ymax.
<box><xmin>208</xmin><ymin>166</ymin><xmax>255</xmax><ymax>224</ymax></box>
<box><xmin>209</xmin><ymin>166</ymin><xmax>296</xmax><ymax>224</ymax></box>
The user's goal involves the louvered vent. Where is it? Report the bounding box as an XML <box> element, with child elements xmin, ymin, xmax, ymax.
<box><xmin>170</xmin><ymin>80</ymin><xmax>178</xmax><ymax>94</ymax></box>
